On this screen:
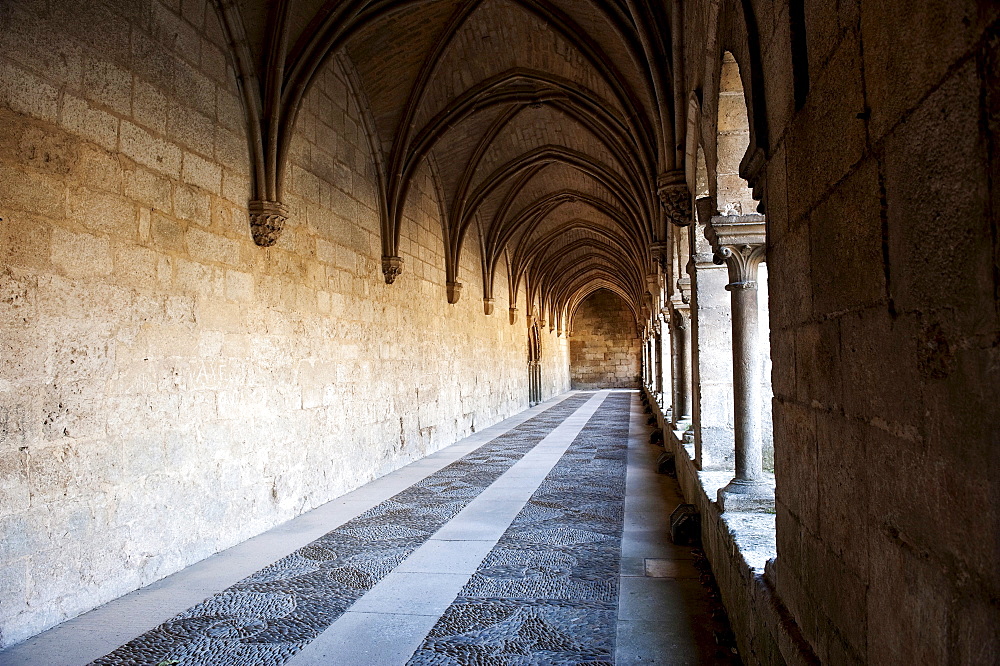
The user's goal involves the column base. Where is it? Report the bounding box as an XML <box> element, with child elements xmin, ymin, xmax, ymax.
<box><xmin>717</xmin><ymin>477</ymin><xmax>775</xmax><ymax>513</ymax></box>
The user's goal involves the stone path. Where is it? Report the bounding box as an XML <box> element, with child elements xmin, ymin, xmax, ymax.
<box><xmin>0</xmin><ymin>391</ymin><xmax>739</xmax><ymax>666</ymax></box>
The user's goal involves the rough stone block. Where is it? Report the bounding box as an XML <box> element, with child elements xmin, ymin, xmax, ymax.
<box><xmin>69</xmin><ymin>187</ymin><xmax>136</xmax><ymax>237</ymax></box>
<box><xmin>120</xmin><ymin>121</ymin><xmax>181</xmax><ymax>177</ymax></box>
<box><xmin>0</xmin><ymin>162</ymin><xmax>66</xmax><ymax>219</ymax></box>
<box><xmin>786</xmin><ymin>35</ymin><xmax>866</xmax><ymax>223</ymax></box>
<box><xmin>0</xmin><ymin>61</ymin><xmax>59</xmax><ymax>123</ymax></box>
<box><xmin>50</xmin><ymin>227</ymin><xmax>112</xmax><ymax>278</ymax></box>
<box><xmin>60</xmin><ymin>95</ymin><xmax>119</xmax><ymax>152</ymax></box>
<box><xmin>807</xmin><ymin>158</ymin><xmax>884</xmax><ymax>316</ymax></box>
<box><xmin>82</xmin><ymin>57</ymin><xmax>132</xmax><ymax>116</ymax></box>
<box><xmin>883</xmin><ymin>60</ymin><xmax>993</xmax><ymax>322</ymax></box>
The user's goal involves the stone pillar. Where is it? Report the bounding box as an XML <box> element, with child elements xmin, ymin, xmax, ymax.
<box><xmin>689</xmin><ymin>198</ymin><xmax>736</xmax><ymax>471</ymax></box>
<box><xmin>645</xmin><ymin>335</ymin><xmax>654</xmax><ymax>390</ymax></box>
<box><xmin>706</xmin><ymin>214</ymin><xmax>774</xmax><ymax>511</ymax></box>
<box><xmin>649</xmin><ymin>333</ymin><xmax>658</xmax><ymax>392</ymax></box>
<box><xmin>654</xmin><ymin>331</ymin><xmax>663</xmax><ymax>397</ymax></box>
<box><xmin>658</xmin><ymin>311</ymin><xmax>672</xmax><ymax>411</ymax></box>
<box><xmin>669</xmin><ymin>294</ymin><xmax>692</xmax><ymax>431</ymax></box>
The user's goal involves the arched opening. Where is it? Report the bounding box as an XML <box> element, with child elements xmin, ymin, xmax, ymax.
<box><xmin>709</xmin><ymin>51</ymin><xmax>775</xmax><ymax>504</ymax></box>
<box><xmin>569</xmin><ymin>289</ymin><xmax>641</xmax><ymax>390</ymax></box>
<box><xmin>528</xmin><ymin>320</ymin><xmax>542</xmax><ymax>406</ymax></box>
<box><xmin>716</xmin><ymin>52</ymin><xmax>757</xmax><ymax>215</ymax></box>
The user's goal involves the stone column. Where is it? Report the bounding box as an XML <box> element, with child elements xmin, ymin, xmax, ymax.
<box><xmin>669</xmin><ymin>293</ymin><xmax>692</xmax><ymax>431</ymax></box>
<box><xmin>706</xmin><ymin>214</ymin><xmax>774</xmax><ymax>511</ymax></box>
<box><xmin>647</xmin><ymin>335</ymin><xmax>655</xmax><ymax>391</ymax></box>
<box><xmin>689</xmin><ymin>197</ymin><xmax>736</xmax><ymax>471</ymax></box>
<box><xmin>654</xmin><ymin>330</ymin><xmax>663</xmax><ymax>397</ymax></box>
<box><xmin>658</xmin><ymin>311</ymin><xmax>672</xmax><ymax>412</ymax></box>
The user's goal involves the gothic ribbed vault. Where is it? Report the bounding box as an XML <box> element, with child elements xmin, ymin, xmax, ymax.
<box><xmin>216</xmin><ymin>0</ymin><xmax>681</xmax><ymax>329</ymax></box>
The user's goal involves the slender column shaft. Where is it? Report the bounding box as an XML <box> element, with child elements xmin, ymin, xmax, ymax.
<box><xmin>671</xmin><ymin>310</ymin><xmax>691</xmax><ymax>427</ymax></box>
<box><xmin>654</xmin><ymin>334</ymin><xmax>663</xmax><ymax>396</ymax></box>
<box><xmin>730</xmin><ymin>284</ymin><xmax>763</xmax><ymax>481</ymax></box>
<box><xmin>659</xmin><ymin>319</ymin><xmax>672</xmax><ymax>408</ymax></box>
<box><xmin>704</xmin><ymin>219</ymin><xmax>773</xmax><ymax>511</ymax></box>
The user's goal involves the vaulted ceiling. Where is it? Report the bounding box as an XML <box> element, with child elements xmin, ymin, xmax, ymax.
<box><xmin>216</xmin><ymin>0</ymin><xmax>681</xmax><ymax>330</ymax></box>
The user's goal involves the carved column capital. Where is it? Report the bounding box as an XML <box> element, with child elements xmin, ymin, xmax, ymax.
<box><xmin>704</xmin><ymin>214</ymin><xmax>766</xmax><ymax>290</ymax></box>
<box><xmin>381</xmin><ymin>256</ymin><xmax>404</xmax><ymax>284</ymax></box>
<box><xmin>714</xmin><ymin>244</ymin><xmax>766</xmax><ymax>290</ymax></box>
<box><xmin>657</xmin><ymin>170</ymin><xmax>692</xmax><ymax>227</ymax></box>
<box><xmin>645</xmin><ymin>273</ymin><xmax>662</xmax><ymax>297</ymax></box>
<box><xmin>249</xmin><ymin>200</ymin><xmax>289</xmax><ymax>247</ymax></box>
<box><xmin>669</xmin><ymin>293</ymin><xmax>690</xmax><ymax>330</ymax></box>
<box><xmin>675</xmin><ymin>276</ymin><xmax>692</xmax><ymax>305</ymax></box>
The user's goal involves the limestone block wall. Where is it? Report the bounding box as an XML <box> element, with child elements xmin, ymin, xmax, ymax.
<box><xmin>569</xmin><ymin>290</ymin><xmax>640</xmax><ymax>389</ymax></box>
<box><xmin>0</xmin><ymin>0</ymin><xmax>569</xmax><ymax>647</ymax></box>
<box><xmin>681</xmin><ymin>0</ymin><xmax>1000</xmax><ymax>663</ymax></box>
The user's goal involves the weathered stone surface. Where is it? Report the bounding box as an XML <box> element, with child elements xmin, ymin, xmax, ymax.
<box><xmin>569</xmin><ymin>290</ymin><xmax>640</xmax><ymax>390</ymax></box>
<box><xmin>0</xmin><ymin>3</ymin><xmax>571</xmax><ymax>646</ymax></box>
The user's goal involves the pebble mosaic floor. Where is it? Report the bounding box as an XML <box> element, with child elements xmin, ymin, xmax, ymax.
<box><xmin>406</xmin><ymin>392</ymin><xmax>630</xmax><ymax>665</ymax></box>
<box><xmin>88</xmin><ymin>395</ymin><xmax>592</xmax><ymax>666</ymax></box>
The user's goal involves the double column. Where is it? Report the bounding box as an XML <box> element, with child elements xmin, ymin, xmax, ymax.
<box><xmin>669</xmin><ymin>285</ymin><xmax>692</xmax><ymax>432</ymax></box>
<box><xmin>706</xmin><ymin>215</ymin><xmax>774</xmax><ymax>511</ymax></box>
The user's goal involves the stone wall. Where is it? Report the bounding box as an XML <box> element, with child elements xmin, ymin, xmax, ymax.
<box><xmin>0</xmin><ymin>0</ymin><xmax>569</xmax><ymax>646</ymax></box>
<box><xmin>678</xmin><ymin>0</ymin><xmax>1000</xmax><ymax>663</ymax></box>
<box><xmin>569</xmin><ymin>290</ymin><xmax>640</xmax><ymax>389</ymax></box>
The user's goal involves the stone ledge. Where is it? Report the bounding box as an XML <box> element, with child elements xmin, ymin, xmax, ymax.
<box><xmin>641</xmin><ymin>386</ymin><xmax>817</xmax><ymax>666</ymax></box>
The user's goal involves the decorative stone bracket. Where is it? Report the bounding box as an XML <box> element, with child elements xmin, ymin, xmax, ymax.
<box><xmin>650</xmin><ymin>241</ymin><xmax>669</xmax><ymax>271</ymax></box>
<box><xmin>382</xmin><ymin>256</ymin><xmax>404</xmax><ymax>284</ymax></box>
<box><xmin>446</xmin><ymin>281</ymin><xmax>463</xmax><ymax>304</ymax></box>
<box><xmin>657</xmin><ymin>170</ymin><xmax>692</xmax><ymax>227</ymax></box>
<box><xmin>483</xmin><ymin>298</ymin><xmax>495</xmax><ymax>315</ymax></box>
<box><xmin>249</xmin><ymin>200</ymin><xmax>289</xmax><ymax>247</ymax></box>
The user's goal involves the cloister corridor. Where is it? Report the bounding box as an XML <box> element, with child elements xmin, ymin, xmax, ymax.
<box><xmin>1</xmin><ymin>0</ymin><xmax>998</xmax><ymax>663</ymax></box>
<box><xmin>2</xmin><ymin>391</ymin><xmax>744</xmax><ymax>665</ymax></box>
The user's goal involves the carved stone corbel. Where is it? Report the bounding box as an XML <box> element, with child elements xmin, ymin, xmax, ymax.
<box><xmin>657</xmin><ymin>170</ymin><xmax>692</xmax><ymax>227</ymax></box>
<box><xmin>249</xmin><ymin>200</ymin><xmax>289</xmax><ymax>247</ymax></box>
<box><xmin>650</xmin><ymin>241</ymin><xmax>669</xmax><ymax>271</ymax></box>
<box><xmin>509</xmin><ymin>307</ymin><xmax>518</xmax><ymax>325</ymax></box>
<box><xmin>676</xmin><ymin>276</ymin><xmax>692</xmax><ymax>306</ymax></box>
<box><xmin>382</xmin><ymin>256</ymin><xmax>404</xmax><ymax>284</ymax></box>
<box><xmin>483</xmin><ymin>298</ymin><xmax>495</xmax><ymax>315</ymax></box>
<box><xmin>446</xmin><ymin>281</ymin><xmax>462</xmax><ymax>304</ymax></box>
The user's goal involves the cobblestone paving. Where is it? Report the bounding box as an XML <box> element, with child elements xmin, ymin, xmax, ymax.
<box><xmin>407</xmin><ymin>392</ymin><xmax>631</xmax><ymax>665</ymax></box>
<box><xmin>90</xmin><ymin>395</ymin><xmax>592</xmax><ymax>666</ymax></box>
